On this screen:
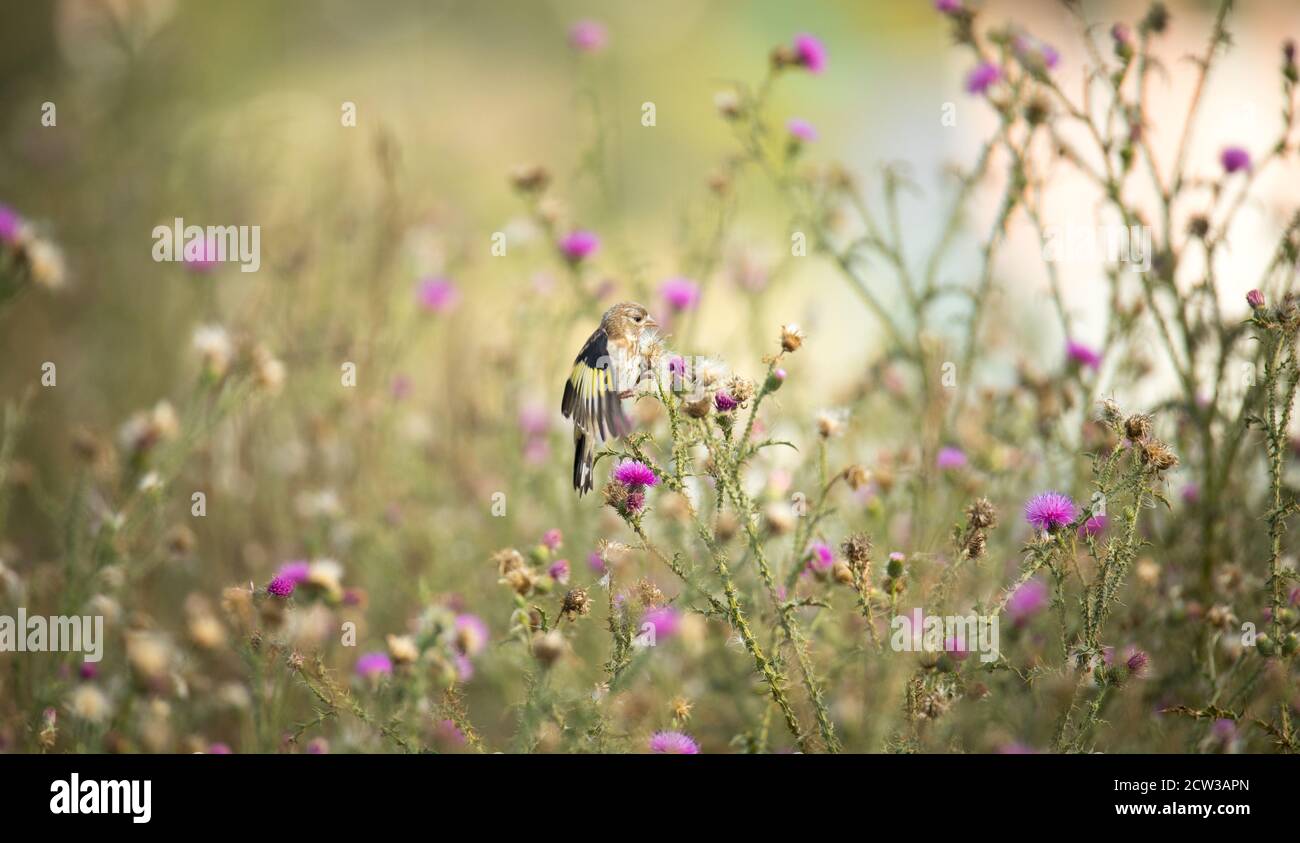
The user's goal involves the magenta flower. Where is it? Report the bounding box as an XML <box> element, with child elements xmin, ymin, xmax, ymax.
<box><xmin>0</xmin><ymin>204</ymin><xmax>22</xmax><ymax>244</ymax></box>
<box><xmin>518</xmin><ymin>403</ymin><xmax>550</xmax><ymax>437</ymax></box>
<box><xmin>1126</xmin><ymin>648</ymin><xmax>1150</xmax><ymax>677</ymax></box>
<box><xmin>1025</xmin><ymin>491</ymin><xmax>1077</xmax><ymax>532</ymax></box>
<box><xmin>936</xmin><ymin>446</ymin><xmax>967</xmax><ymax>470</ymax></box>
<box><xmin>965</xmin><ymin>62</ymin><xmax>1001</xmax><ymax>94</ymax></box>
<box><xmin>542</xmin><ymin>528</ymin><xmax>563</xmax><ymax>550</ymax></box>
<box><xmin>559</xmin><ymin>230</ymin><xmax>600</xmax><ymax>262</ymax></box>
<box><xmin>267</xmin><ymin>574</ymin><xmax>295</xmax><ymax>598</ymax></box>
<box><xmin>1006</xmin><ymin>578</ymin><xmax>1049</xmax><ymax>625</ymax></box>
<box><xmin>454</xmin><ymin>613</ymin><xmax>489</xmax><ymax>657</ymax></box>
<box><xmin>1211</xmin><ymin>718</ymin><xmax>1237</xmax><ymax>742</ymax></box>
<box><xmin>1078</xmin><ymin>514</ymin><xmax>1108</xmax><ymax>538</ymax></box>
<box><xmin>943</xmin><ymin>636</ymin><xmax>970</xmax><ymax>661</ymax></box>
<box><xmin>1065</xmin><ymin>339</ymin><xmax>1102</xmax><ymax>371</ymax></box>
<box><xmin>434</xmin><ymin>719</ymin><xmax>467</xmax><ymax>747</ymax></box>
<box><xmin>649</xmin><ymin>730</ymin><xmax>700</xmax><ymax>754</ymax></box>
<box><xmin>306</xmin><ymin>737</ymin><xmax>329</xmax><ymax>754</ymax></box>
<box><xmin>355</xmin><ymin>651</ymin><xmax>393</xmax><ymax>679</ymax></box>
<box><xmin>568</xmin><ymin>19</ymin><xmax>607</xmax><ymax>53</ymax></box>
<box><xmin>588</xmin><ymin>551</ymin><xmax>607</xmax><ymax>574</ymax></box>
<box><xmin>183</xmin><ymin>236</ymin><xmax>219</xmax><ymax>273</ymax></box>
<box><xmin>277</xmin><ymin>560</ymin><xmax>311</xmax><ymax>585</ymax></box>
<box><xmin>613</xmin><ymin>460</ymin><xmax>657</xmax><ymax>488</ymax></box>
<box><xmin>807</xmin><ymin>541</ymin><xmax>834</xmax><ymax>573</ymax></box>
<box><xmin>787</xmin><ymin>118</ymin><xmax>818</xmax><ymax>143</ymax></box>
<box><xmin>1182</xmin><ymin>483</ymin><xmax>1201</xmax><ymax>504</ymax></box>
<box><xmin>1246</xmin><ymin>289</ymin><xmax>1265</xmax><ymax>310</ymax></box>
<box><xmin>792</xmin><ymin>34</ymin><xmax>827</xmax><ymax>74</ymax></box>
<box><xmin>1014</xmin><ymin>35</ymin><xmax>1060</xmax><ymax>71</ymax></box>
<box><xmin>625</xmin><ymin>490</ymin><xmax>646</xmax><ymax>513</ymax></box>
<box><xmin>207</xmin><ymin>742</ymin><xmax>233</xmax><ymax>754</ymax></box>
<box><xmin>417</xmin><ymin>276</ymin><xmax>459</xmax><ymax>313</ymax></box>
<box><xmin>714</xmin><ymin>391</ymin><xmax>738</xmax><ymax>412</ymax></box>
<box><xmin>1221</xmin><ymin>146</ymin><xmax>1251</xmax><ymax>174</ymax></box>
<box><xmin>660</xmin><ymin>276</ymin><xmax>700</xmax><ymax>312</ymax></box>
<box><xmin>641</xmin><ymin>606</ymin><xmax>681</xmax><ymax>640</ymax></box>
<box><xmin>549</xmin><ymin>558</ymin><xmax>571</xmax><ymax>584</ymax></box>
<box><xmin>934</xmin><ymin>0</ymin><xmax>962</xmax><ymax>12</ymax></box>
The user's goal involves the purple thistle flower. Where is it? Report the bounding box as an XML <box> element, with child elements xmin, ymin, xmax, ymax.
<box><xmin>207</xmin><ymin>742</ymin><xmax>233</xmax><ymax>754</ymax></box>
<box><xmin>183</xmin><ymin>236</ymin><xmax>219</xmax><ymax>273</ymax></box>
<box><xmin>277</xmin><ymin>560</ymin><xmax>311</xmax><ymax>584</ymax></box>
<box><xmin>1182</xmin><ymin>483</ymin><xmax>1201</xmax><ymax>505</ymax></box>
<box><xmin>714</xmin><ymin>391</ymin><xmax>738</xmax><ymax>412</ymax></box>
<box><xmin>641</xmin><ymin>606</ymin><xmax>681</xmax><ymax>640</ymax></box>
<box><xmin>1246</xmin><ymin>289</ymin><xmax>1265</xmax><ymax>310</ymax></box>
<box><xmin>417</xmin><ymin>276</ymin><xmax>460</xmax><ymax>313</ymax></box>
<box><xmin>548</xmin><ymin>558</ymin><xmax>571</xmax><ymax>584</ymax></box>
<box><xmin>965</xmin><ymin>62</ymin><xmax>1001</xmax><ymax>95</ymax></box>
<box><xmin>518</xmin><ymin>402</ymin><xmax>550</xmax><ymax>437</ymax></box>
<box><xmin>613</xmin><ymin>460</ymin><xmax>657</xmax><ymax>488</ymax></box>
<box><xmin>435</xmin><ymin>719</ymin><xmax>467</xmax><ymax>746</ymax></box>
<box><xmin>659</xmin><ymin>276</ymin><xmax>700</xmax><ymax>312</ymax></box>
<box><xmin>943</xmin><ymin>636</ymin><xmax>970</xmax><ymax>661</ymax></box>
<box><xmin>1126</xmin><ymin>648</ymin><xmax>1150</xmax><ymax>677</ymax></box>
<box><xmin>1065</xmin><ymin>339</ymin><xmax>1102</xmax><ymax>371</ymax></box>
<box><xmin>936</xmin><ymin>446</ymin><xmax>967</xmax><ymax>470</ymax></box>
<box><xmin>934</xmin><ymin>0</ymin><xmax>962</xmax><ymax>12</ymax></box>
<box><xmin>79</xmin><ymin>662</ymin><xmax>99</xmax><ymax>680</ymax></box>
<box><xmin>1211</xmin><ymin>718</ymin><xmax>1237</xmax><ymax>742</ymax></box>
<box><xmin>1014</xmin><ymin>34</ymin><xmax>1060</xmax><ymax>71</ymax></box>
<box><xmin>625</xmin><ymin>490</ymin><xmax>646</xmax><ymax>513</ymax></box>
<box><xmin>568</xmin><ymin>19</ymin><xmax>607</xmax><ymax>53</ymax></box>
<box><xmin>787</xmin><ymin>118</ymin><xmax>818</xmax><ymax>143</ymax></box>
<box><xmin>267</xmin><ymin>574</ymin><xmax>295</xmax><ymax>598</ymax></box>
<box><xmin>793</xmin><ymin>34</ymin><xmax>827</xmax><ymax>74</ymax></box>
<box><xmin>306</xmin><ymin>737</ymin><xmax>329</xmax><ymax>754</ymax></box>
<box><xmin>542</xmin><ymin>528</ymin><xmax>563</xmax><ymax>550</ymax></box>
<box><xmin>355</xmin><ymin>651</ymin><xmax>393</xmax><ymax>679</ymax></box>
<box><xmin>808</xmin><ymin>541</ymin><xmax>835</xmax><ymax>573</ymax></box>
<box><xmin>1006</xmin><ymin>578</ymin><xmax>1049</xmax><ymax>625</ymax></box>
<box><xmin>588</xmin><ymin>550</ymin><xmax>607</xmax><ymax>574</ymax></box>
<box><xmin>1078</xmin><ymin>514</ymin><xmax>1108</xmax><ymax>538</ymax></box>
<box><xmin>649</xmin><ymin>730</ymin><xmax>700</xmax><ymax>754</ymax></box>
<box><xmin>454</xmin><ymin>613</ymin><xmax>489</xmax><ymax>657</ymax></box>
<box><xmin>559</xmin><ymin>230</ymin><xmax>600</xmax><ymax>262</ymax></box>
<box><xmin>1221</xmin><ymin>146</ymin><xmax>1251</xmax><ymax>174</ymax></box>
<box><xmin>0</xmin><ymin>203</ymin><xmax>23</xmax><ymax>244</ymax></box>
<box><xmin>1025</xmin><ymin>491</ymin><xmax>1078</xmax><ymax>532</ymax></box>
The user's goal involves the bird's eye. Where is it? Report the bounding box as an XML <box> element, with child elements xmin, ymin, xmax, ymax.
<box><xmin>634</xmin><ymin>315</ymin><xmax>643</xmax><ymax>322</ymax></box>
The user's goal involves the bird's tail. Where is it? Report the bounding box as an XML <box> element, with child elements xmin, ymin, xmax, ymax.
<box><xmin>572</xmin><ymin>429</ymin><xmax>596</xmax><ymax>495</ymax></box>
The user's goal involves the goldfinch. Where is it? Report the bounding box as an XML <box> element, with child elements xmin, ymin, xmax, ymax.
<box><xmin>561</xmin><ymin>302</ymin><xmax>659</xmax><ymax>494</ymax></box>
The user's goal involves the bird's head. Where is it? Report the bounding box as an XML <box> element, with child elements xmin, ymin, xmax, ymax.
<box><xmin>602</xmin><ymin>301</ymin><xmax>659</xmax><ymax>343</ymax></box>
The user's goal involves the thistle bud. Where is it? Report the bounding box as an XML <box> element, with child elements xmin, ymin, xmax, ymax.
<box><xmin>1246</xmin><ymin>289</ymin><xmax>1265</xmax><ymax>310</ymax></box>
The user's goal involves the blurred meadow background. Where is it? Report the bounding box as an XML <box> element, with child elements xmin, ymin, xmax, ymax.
<box><xmin>2</xmin><ymin>0</ymin><xmax>1300</xmax><ymax>754</ymax></box>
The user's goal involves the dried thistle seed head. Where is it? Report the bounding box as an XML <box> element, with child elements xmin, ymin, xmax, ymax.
<box><xmin>816</xmin><ymin>409</ymin><xmax>845</xmax><ymax>439</ymax></box>
<box><xmin>501</xmin><ymin>567</ymin><xmax>536</xmax><ymax>596</ymax></box>
<box><xmin>560</xmin><ymin>587</ymin><xmax>592</xmax><ymax>619</ymax></box>
<box><xmin>509</xmin><ymin>164</ymin><xmax>550</xmax><ymax>193</ymax></box>
<box><xmin>844</xmin><ymin>464</ymin><xmax>871</xmax><ymax>491</ymax></box>
<box><xmin>164</xmin><ymin>525</ymin><xmax>197</xmax><ymax>558</ymax></box>
<box><xmin>841</xmin><ymin>532</ymin><xmax>873</xmax><ymax>570</ymax></box>
<box><xmin>1023</xmin><ymin>95</ymin><xmax>1050</xmax><ymax>126</ymax></box>
<box><xmin>1140</xmin><ymin>2</ymin><xmax>1169</xmax><ymax>35</ymax></box>
<box><xmin>386</xmin><ymin>634</ymin><xmax>419</xmax><ymax>665</ymax></box>
<box><xmin>671</xmin><ymin>696</ymin><xmax>694</xmax><ymax>722</ymax></box>
<box><xmin>602</xmin><ymin>479</ymin><xmax>630</xmax><ymax>512</ymax></box>
<box><xmin>634</xmin><ymin>578</ymin><xmax>665</xmax><ymax>608</ymax></box>
<box><xmin>962</xmin><ymin>530</ymin><xmax>988</xmax><ymax>560</ymax></box>
<box><xmin>726</xmin><ymin>376</ymin><xmax>756</xmax><ymax>405</ymax></box>
<box><xmin>1188</xmin><ymin>215</ymin><xmax>1210</xmax><ymax>239</ymax></box>
<box><xmin>965</xmin><ymin>497</ymin><xmax>998</xmax><ymax>530</ymax></box>
<box><xmin>1123</xmin><ymin>413</ymin><xmax>1153</xmax><ymax>442</ymax></box>
<box><xmin>531</xmin><ymin>630</ymin><xmax>566</xmax><ymax>666</ymax></box>
<box><xmin>1140</xmin><ymin>439</ymin><xmax>1179</xmax><ymax>472</ymax></box>
<box><xmin>1098</xmin><ymin>398</ymin><xmax>1123</xmax><ymax>428</ymax></box>
<box><xmin>493</xmin><ymin>548</ymin><xmax>526</xmax><ymax>576</ymax></box>
<box><xmin>714</xmin><ymin>511</ymin><xmax>740</xmax><ymax>542</ymax></box>
<box><xmin>714</xmin><ymin>89</ymin><xmax>741</xmax><ymax>119</ymax></box>
<box><xmin>780</xmin><ymin>323</ymin><xmax>805</xmax><ymax>353</ymax></box>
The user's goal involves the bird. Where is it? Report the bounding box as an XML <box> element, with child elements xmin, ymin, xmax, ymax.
<box><xmin>561</xmin><ymin>302</ymin><xmax>659</xmax><ymax>494</ymax></box>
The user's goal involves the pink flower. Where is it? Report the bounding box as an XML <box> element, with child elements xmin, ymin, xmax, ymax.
<box><xmin>934</xmin><ymin>0</ymin><xmax>963</xmax><ymax>12</ymax></box>
<box><xmin>587</xmin><ymin>551</ymin><xmax>607</xmax><ymax>574</ymax></box>
<box><xmin>569</xmin><ymin>19</ymin><xmax>607</xmax><ymax>52</ymax></box>
<box><xmin>641</xmin><ymin>606</ymin><xmax>681</xmax><ymax>640</ymax></box>
<box><xmin>1247</xmin><ymin>289</ymin><xmax>1265</xmax><ymax>310</ymax></box>
<box><xmin>1006</xmin><ymin>578</ymin><xmax>1049</xmax><ymax>626</ymax></box>
<box><xmin>355</xmin><ymin>652</ymin><xmax>392</xmax><ymax>679</ymax></box>
<box><xmin>559</xmin><ymin>230</ymin><xmax>600</xmax><ymax>262</ymax></box>
<box><xmin>714</xmin><ymin>391</ymin><xmax>738</xmax><ymax>412</ymax></box>
<box><xmin>1078</xmin><ymin>514</ymin><xmax>1108</xmax><ymax>538</ymax></box>
<box><xmin>183</xmin><ymin>236</ymin><xmax>220</xmax><ymax>273</ymax></box>
<box><xmin>549</xmin><ymin>559</ymin><xmax>571</xmax><ymax>584</ymax></box>
<box><xmin>276</xmin><ymin>560</ymin><xmax>311</xmax><ymax>584</ymax></box>
<box><xmin>787</xmin><ymin>118</ymin><xmax>818</xmax><ymax>143</ymax></box>
<box><xmin>807</xmin><ymin>541</ymin><xmax>835</xmax><ymax>573</ymax></box>
<box><xmin>965</xmin><ymin>62</ymin><xmax>1001</xmax><ymax>94</ymax></box>
<box><xmin>613</xmin><ymin>460</ymin><xmax>657</xmax><ymax>488</ymax></box>
<box><xmin>936</xmin><ymin>446</ymin><xmax>967</xmax><ymax>470</ymax></box>
<box><xmin>542</xmin><ymin>528</ymin><xmax>563</xmax><ymax>551</ymax></box>
<box><xmin>0</xmin><ymin>204</ymin><xmax>23</xmax><ymax>244</ymax></box>
<box><xmin>454</xmin><ymin>614</ymin><xmax>489</xmax><ymax>657</ymax></box>
<box><xmin>1066</xmin><ymin>339</ymin><xmax>1102</xmax><ymax>371</ymax></box>
<box><xmin>649</xmin><ymin>730</ymin><xmax>699</xmax><ymax>754</ymax></box>
<box><xmin>1221</xmin><ymin>146</ymin><xmax>1251</xmax><ymax>174</ymax></box>
<box><xmin>1025</xmin><ymin>491</ymin><xmax>1077</xmax><ymax>532</ymax></box>
<box><xmin>267</xmin><ymin>574</ymin><xmax>295</xmax><ymax>598</ymax></box>
<box><xmin>390</xmin><ymin>374</ymin><xmax>413</xmax><ymax>400</ymax></box>
<box><xmin>660</xmin><ymin>276</ymin><xmax>700</xmax><ymax>312</ymax></box>
<box><xmin>417</xmin><ymin>276</ymin><xmax>460</xmax><ymax>313</ymax></box>
<box><xmin>793</xmin><ymin>34</ymin><xmax>827</xmax><ymax>74</ymax></box>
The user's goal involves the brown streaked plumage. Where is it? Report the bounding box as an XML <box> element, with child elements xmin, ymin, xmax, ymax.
<box><xmin>561</xmin><ymin>302</ymin><xmax>659</xmax><ymax>494</ymax></box>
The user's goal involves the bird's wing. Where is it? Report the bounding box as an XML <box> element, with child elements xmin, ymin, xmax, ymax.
<box><xmin>561</xmin><ymin>326</ymin><xmax>632</xmax><ymax>442</ymax></box>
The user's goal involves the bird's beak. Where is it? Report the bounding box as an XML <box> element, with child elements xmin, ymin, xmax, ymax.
<box><xmin>644</xmin><ymin>316</ymin><xmax>660</xmax><ymax>332</ymax></box>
